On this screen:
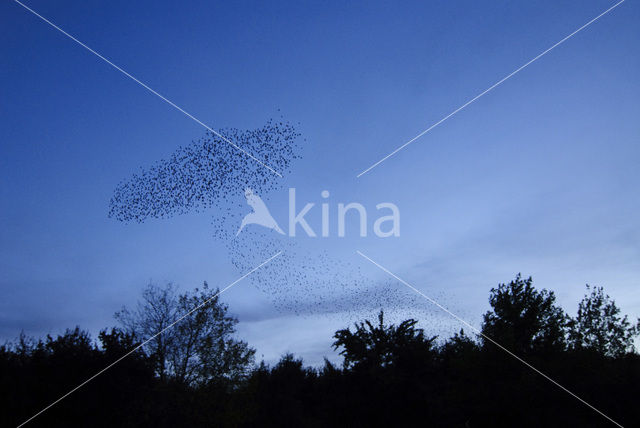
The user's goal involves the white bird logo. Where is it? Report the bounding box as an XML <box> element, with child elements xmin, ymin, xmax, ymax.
<box><xmin>236</xmin><ymin>188</ymin><xmax>285</xmax><ymax>236</ymax></box>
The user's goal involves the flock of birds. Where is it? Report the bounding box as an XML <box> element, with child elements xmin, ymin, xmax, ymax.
<box><xmin>109</xmin><ymin>118</ymin><xmax>299</xmax><ymax>224</ymax></box>
<box><xmin>109</xmin><ymin>117</ymin><xmax>462</xmax><ymax>335</ymax></box>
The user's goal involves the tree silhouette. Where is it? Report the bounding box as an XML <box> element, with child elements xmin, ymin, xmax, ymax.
<box><xmin>333</xmin><ymin>310</ymin><xmax>437</xmax><ymax>371</ymax></box>
<box><xmin>4</xmin><ymin>277</ymin><xmax>640</xmax><ymax>427</ymax></box>
<box><xmin>568</xmin><ymin>285</ymin><xmax>640</xmax><ymax>357</ymax></box>
<box><xmin>115</xmin><ymin>281</ymin><xmax>254</xmax><ymax>385</ymax></box>
<box><xmin>481</xmin><ymin>274</ymin><xmax>568</xmax><ymax>356</ymax></box>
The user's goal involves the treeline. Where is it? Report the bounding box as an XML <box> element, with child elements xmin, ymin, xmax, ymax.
<box><xmin>1</xmin><ymin>275</ymin><xmax>639</xmax><ymax>427</ymax></box>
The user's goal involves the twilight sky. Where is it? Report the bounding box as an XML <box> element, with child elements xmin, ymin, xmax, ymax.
<box><xmin>1</xmin><ymin>0</ymin><xmax>639</xmax><ymax>365</ymax></box>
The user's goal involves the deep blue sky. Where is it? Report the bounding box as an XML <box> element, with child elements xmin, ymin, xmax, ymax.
<box><xmin>1</xmin><ymin>0</ymin><xmax>639</xmax><ymax>364</ymax></box>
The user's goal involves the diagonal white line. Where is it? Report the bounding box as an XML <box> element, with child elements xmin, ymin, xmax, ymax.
<box><xmin>13</xmin><ymin>0</ymin><xmax>283</xmax><ymax>178</ymax></box>
<box><xmin>356</xmin><ymin>0</ymin><xmax>625</xmax><ymax>178</ymax></box>
<box><xmin>356</xmin><ymin>250</ymin><xmax>624</xmax><ymax>428</ymax></box>
<box><xmin>16</xmin><ymin>251</ymin><xmax>282</xmax><ymax>428</ymax></box>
